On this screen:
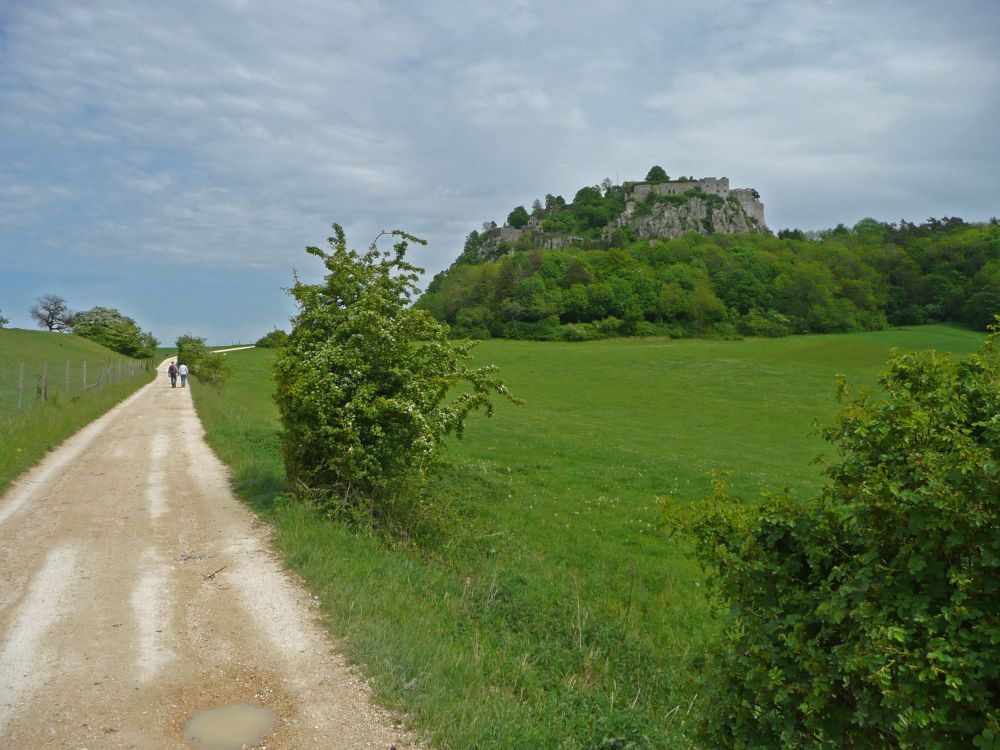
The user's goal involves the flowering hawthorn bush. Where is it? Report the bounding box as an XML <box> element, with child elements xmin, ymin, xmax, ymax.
<box><xmin>274</xmin><ymin>224</ymin><xmax>515</xmax><ymax>523</ymax></box>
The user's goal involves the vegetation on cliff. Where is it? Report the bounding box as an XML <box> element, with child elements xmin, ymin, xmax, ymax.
<box><xmin>417</xmin><ymin>216</ymin><xmax>1000</xmax><ymax>341</ymax></box>
<box><xmin>457</xmin><ymin>170</ymin><xmax>759</xmax><ymax>267</ymax></box>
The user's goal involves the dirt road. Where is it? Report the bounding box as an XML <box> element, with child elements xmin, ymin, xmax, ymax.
<box><xmin>0</xmin><ymin>361</ymin><xmax>415</xmax><ymax>749</ymax></box>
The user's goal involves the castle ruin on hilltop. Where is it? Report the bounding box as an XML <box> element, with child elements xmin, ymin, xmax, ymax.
<box><xmin>480</xmin><ymin>174</ymin><xmax>768</xmax><ymax>257</ymax></box>
<box><xmin>626</xmin><ymin>176</ymin><xmax>765</xmax><ymax>225</ymax></box>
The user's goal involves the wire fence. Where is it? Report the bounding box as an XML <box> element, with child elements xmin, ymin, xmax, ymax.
<box><xmin>0</xmin><ymin>358</ymin><xmax>154</xmax><ymax>419</ymax></box>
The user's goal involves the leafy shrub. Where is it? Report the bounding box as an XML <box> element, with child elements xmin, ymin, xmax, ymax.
<box><xmin>594</xmin><ymin>316</ymin><xmax>623</xmax><ymax>337</ymax></box>
<box><xmin>176</xmin><ymin>333</ymin><xmax>209</xmax><ymax>367</ymax></box>
<box><xmin>707</xmin><ymin>320</ymin><xmax>742</xmax><ymax>339</ymax></box>
<box><xmin>629</xmin><ymin>320</ymin><xmax>661</xmax><ymax>337</ymax></box>
<box><xmin>674</xmin><ymin>325</ymin><xmax>1000</xmax><ymax>748</ymax></box>
<box><xmin>194</xmin><ymin>352</ymin><xmax>231</xmax><ymax>386</ymax></box>
<box><xmin>255</xmin><ymin>328</ymin><xmax>289</xmax><ymax>348</ymax></box>
<box><xmin>72</xmin><ymin>306</ymin><xmax>158</xmax><ymax>358</ymax></box>
<box><xmin>503</xmin><ymin>315</ymin><xmax>563</xmax><ymax>341</ymax></box>
<box><xmin>738</xmin><ymin>308</ymin><xmax>793</xmax><ymax>337</ymax></box>
<box><xmin>274</xmin><ymin>224</ymin><xmax>516</xmax><ymax>527</ymax></box>
<box><xmin>175</xmin><ymin>333</ymin><xmax>230</xmax><ymax>387</ymax></box>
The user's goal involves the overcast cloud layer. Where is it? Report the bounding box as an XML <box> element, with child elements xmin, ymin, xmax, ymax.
<box><xmin>2</xmin><ymin>0</ymin><xmax>998</xmax><ymax>343</ymax></box>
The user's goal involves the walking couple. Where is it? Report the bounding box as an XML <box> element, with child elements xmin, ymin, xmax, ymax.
<box><xmin>167</xmin><ymin>361</ymin><xmax>189</xmax><ymax>388</ymax></box>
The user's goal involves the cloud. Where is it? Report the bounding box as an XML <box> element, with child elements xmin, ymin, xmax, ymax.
<box><xmin>1</xmin><ymin>0</ymin><xmax>997</xmax><ymax>342</ymax></box>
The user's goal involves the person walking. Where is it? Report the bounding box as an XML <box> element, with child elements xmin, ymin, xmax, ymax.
<box><xmin>167</xmin><ymin>361</ymin><xmax>178</xmax><ymax>388</ymax></box>
<box><xmin>179</xmin><ymin>362</ymin><xmax>189</xmax><ymax>388</ymax></box>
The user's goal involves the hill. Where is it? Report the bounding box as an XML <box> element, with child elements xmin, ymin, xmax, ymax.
<box><xmin>417</xmin><ymin>209</ymin><xmax>1000</xmax><ymax>341</ymax></box>
<box><xmin>0</xmin><ymin>327</ymin><xmax>155</xmax><ymax>492</ymax></box>
<box><xmin>0</xmin><ymin>328</ymin><xmax>151</xmax><ymax>414</ymax></box>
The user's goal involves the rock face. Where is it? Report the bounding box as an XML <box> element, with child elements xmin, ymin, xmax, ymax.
<box><xmin>471</xmin><ymin>175</ymin><xmax>769</xmax><ymax>260</ymax></box>
<box><xmin>608</xmin><ymin>195</ymin><xmax>768</xmax><ymax>241</ymax></box>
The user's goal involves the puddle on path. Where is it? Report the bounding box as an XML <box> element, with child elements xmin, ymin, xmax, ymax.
<box><xmin>182</xmin><ymin>702</ymin><xmax>276</xmax><ymax>749</ymax></box>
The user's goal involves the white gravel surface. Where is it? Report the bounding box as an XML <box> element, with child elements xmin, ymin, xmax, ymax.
<box><xmin>0</xmin><ymin>360</ymin><xmax>418</xmax><ymax>749</ymax></box>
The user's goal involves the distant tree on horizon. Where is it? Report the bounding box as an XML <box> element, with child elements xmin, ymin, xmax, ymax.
<box><xmin>30</xmin><ymin>294</ymin><xmax>72</xmax><ymax>332</ymax></box>
<box><xmin>255</xmin><ymin>328</ymin><xmax>288</xmax><ymax>348</ymax></box>
<box><xmin>645</xmin><ymin>165</ymin><xmax>669</xmax><ymax>183</ymax></box>
<box><xmin>506</xmin><ymin>205</ymin><xmax>530</xmax><ymax>229</ymax></box>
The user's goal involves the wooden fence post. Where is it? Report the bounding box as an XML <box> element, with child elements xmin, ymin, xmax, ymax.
<box><xmin>41</xmin><ymin>361</ymin><xmax>48</xmax><ymax>401</ymax></box>
<box><xmin>17</xmin><ymin>362</ymin><xmax>24</xmax><ymax>414</ymax></box>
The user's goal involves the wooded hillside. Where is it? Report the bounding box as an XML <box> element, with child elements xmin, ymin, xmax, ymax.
<box><xmin>417</xmin><ymin>217</ymin><xmax>1000</xmax><ymax>340</ymax></box>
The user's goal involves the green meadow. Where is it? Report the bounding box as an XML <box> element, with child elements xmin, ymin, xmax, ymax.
<box><xmin>191</xmin><ymin>325</ymin><xmax>983</xmax><ymax>749</ymax></box>
<box><xmin>0</xmin><ymin>328</ymin><xmax>155</xmax><ymax>493</ymax></box>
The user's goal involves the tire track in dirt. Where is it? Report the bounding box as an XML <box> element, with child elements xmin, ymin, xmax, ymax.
<box><xmin>132</xmin><ymin>548</ymin><xmax>174</xmax><ymax>682</ymax></box>
<box><xmin>0</xmin><ymin>546</ymin><xmax>79</xmax><ymax>733</ymax></box>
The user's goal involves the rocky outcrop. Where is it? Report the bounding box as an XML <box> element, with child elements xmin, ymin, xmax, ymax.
<box><xmin>474</xmin><ymin>228</ymin><xmax>584</xmax><ymax>259</ymax></box>
<box><xmin>606</xmin><ymin>195</ymin><xmax>769</xmax><ymax>241</ymax></box>
<box><xmin>469</xmin><ymin>177</ymin><xmax>769</xmax><ymax>261</ymax></box>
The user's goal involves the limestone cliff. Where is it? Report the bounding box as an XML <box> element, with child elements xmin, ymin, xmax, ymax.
<box><xmin>465</xmin><ymin>173</ymin><xmax>769</xmax><ymax>262</ymax></box>
<box><xmin>608</xmin><ymin>194</ymin><xmax>768</xmax><ymax>241</ymax></box>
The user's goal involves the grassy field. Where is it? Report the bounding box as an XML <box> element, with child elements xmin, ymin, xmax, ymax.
<box><xmin>190</xmin><ymin>325</ymin><xmax>984</xmax><ymax>748</ymax></box>
<box><xmin>0</xmin><ymin>328</ymin><xmax>156</xmax><ymax>493</ymax></box>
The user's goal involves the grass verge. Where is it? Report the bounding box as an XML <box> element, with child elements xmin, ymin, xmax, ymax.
<box><xmin>0</xmin><ymin>368</ymin><xmax>155</xmax><ymax>494</ymax></box>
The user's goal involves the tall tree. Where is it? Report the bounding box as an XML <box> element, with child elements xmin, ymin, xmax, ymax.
<box><xmin>71</xmin><ymin>306</ymin><xmax>159</xmax><ymax>358</ymax></box>
<box><xmin>506</xmin><ymin>205</ymin><xmax>530</xmax><ymax>229</ymax></box>
<box><xmin>30</xmin><ymin>294</ymin><xmax>72</xmax><ymax>331</ymax></box>
<box><xmin>644</xmin><ymin>165</ymin><xmax>669</xmax><ymax>183</ymax></box>
<box><xmin>544</xmin><ymin>193</ymin><xmax>565</xmax><ymax>211</ymax></box>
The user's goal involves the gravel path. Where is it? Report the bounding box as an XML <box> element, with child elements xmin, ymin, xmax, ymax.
<box><xmin>0</xmin><ymin>361</ymin><xmax>416</xmax><ymax>749</ymax></box>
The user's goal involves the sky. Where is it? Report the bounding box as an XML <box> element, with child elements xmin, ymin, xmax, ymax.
<box><xmin>1</xmin><ymin>1</ymin><xmax>998</xmax><ymax>344</ymax></box>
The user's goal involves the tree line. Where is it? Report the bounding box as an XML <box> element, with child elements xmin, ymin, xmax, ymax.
<box><xmin>416</xmin><ymin>216</ymin><xmax>1000</xmax><ymax>340</ymax></box>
